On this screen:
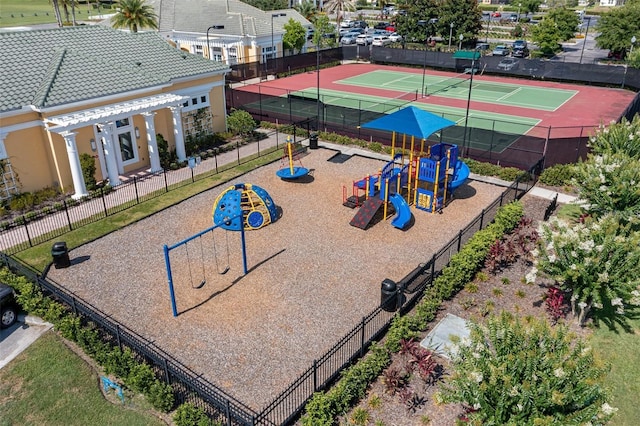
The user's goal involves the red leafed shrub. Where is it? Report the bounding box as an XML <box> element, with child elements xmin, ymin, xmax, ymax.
<box><xmin>545</xmin><ymin>286</ymin><xmax>568</xmax><ymax>323</ymax></box>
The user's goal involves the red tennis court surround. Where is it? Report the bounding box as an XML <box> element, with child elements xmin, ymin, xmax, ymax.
<box><xmin>244</xmin><ymin>63</ymin><xmax>636</xmax><ymax>130</ymax></box>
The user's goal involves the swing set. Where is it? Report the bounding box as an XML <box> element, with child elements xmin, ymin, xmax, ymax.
<box><xmin>163</xmin><ymin>212</ymin><xmax>248</xmax><ymax>317</ymax></box>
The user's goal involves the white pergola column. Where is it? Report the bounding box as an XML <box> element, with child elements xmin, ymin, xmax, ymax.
<box><xmin>100</xmin><ymin>122</ymin><xmax>122</xmax><ymax>186</ymax></box>
<box><xmin>142</xmin><ymin>112</ymin><xmax>162</xmax><ymax>172</ymax></box>
<box><xmin>170</xmin><ymin>106</ymin><xmax>187</xmax><ymax>162</ymax></box>
<box><xmin>60</xmin><ymin>131</ymin><xmax>89</xmax><ymax>200</ymax></box>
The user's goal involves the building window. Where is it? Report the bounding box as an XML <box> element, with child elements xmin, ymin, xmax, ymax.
<box><xmin>228</xmin><ymin>47</ymin><xmax>238</xmax><ymax>65</ymax></box>
<box><xmin>181</xmin><ymin>94</ymin><xmax>209</xmax><ymax>112</ymax></box>
<box><xmin>211</xmin><ymin>47</ymin><xmax>223</xmax><ymax>62</ymax></box>
<box><xmin>194</xmin><ymin>45</ymin><xmax>203</xmax><ymax>56</ymax></box>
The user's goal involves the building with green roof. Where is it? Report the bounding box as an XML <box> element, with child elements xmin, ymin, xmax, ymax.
<box><xmin>0</xmin><ymin>25</ymin><xmax>230</xmax><ymax>200</ymax></box>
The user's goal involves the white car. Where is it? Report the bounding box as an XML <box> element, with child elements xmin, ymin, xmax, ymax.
<box><xmin>356</xmin><ymin>34</ymin><xmax>374</xmax><ymax>46</ymax></box>
<box><xmin>372</xmin><ymin>35</ymin><xmax>391</xmax><ymax>47</ymax></box>
<box><xmin>389</xmin><ymin>32</ymin><xmax>403</xmax><ymax>43</ymax></box>
<box><xmin>497</xmin><ymin>58</ymin><xmax>519</xmax><ymax>71</ymax></box>
<box><xmin>340</xmin><ymin>32</ymin><xmax>360</xmax><ymax>45</ymax></box>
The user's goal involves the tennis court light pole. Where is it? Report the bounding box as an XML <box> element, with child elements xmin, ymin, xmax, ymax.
<box><xmin>462</xmin><ymin>52</ymin><xmax>477</xmax><ymax>157</ymax></box>
<box><xmin>206</xmin><ymin>25</ymin><xmax>225</xmax><ymax>61</ymax></box>
<box><xmin>271</xmin><ymin>13</ymin><xmax>286</xmax><ymax>74</ymax></box>
<box><xmin>579</xmin><ymin>16</ymin><xmax>591</xmax><ymax>65</ymax></box>
<box><xmin>316</xmin><ymin>39</ymin><xmax>321</xmax><ymax>130</ymax></box>
<box><xmin>418</xmin><ymin>20</ymin><xmax>430</xmax><ymax>97</ymax></box>
<box><xmin>448</xmin><ymin>23</ymin><xmax>454</xmax><ymax>51</ymax></box>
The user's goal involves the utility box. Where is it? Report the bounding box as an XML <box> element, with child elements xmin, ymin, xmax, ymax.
<box><xmin>51</xmin><ymin>241</ymin><xmax>71</xmax><ymax>269</ymax></box>
<box><xmin>380</xmin><ymin>279</ymin><xmax>398</xmax><ymax>312</ymax></box>
<box><xmin>309</xmin><ymin>132</ymin><xmax>319</xmax><ymax>150</ymax></box>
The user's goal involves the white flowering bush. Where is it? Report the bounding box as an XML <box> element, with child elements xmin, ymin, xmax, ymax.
<box><xmin>437</xmin><ymin>312</ymin><xmax>614</xmax><ymax>425</ymax></box>
<box><xmin>572</xmin><ymin>152</ymin><xmax>640</xmax><ymax>220</ymax></box>
<box><xmin>588</xmin><ymin>116</ymin><xmax>640</xmax><ymax>159</ymax></box>
<box><xmin>532</xmin><ymin>214</ymin><xmax>640</xmax><ymax>325</ymax></box>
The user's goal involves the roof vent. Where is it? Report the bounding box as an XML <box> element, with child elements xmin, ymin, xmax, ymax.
<box><xmin>135</xmin><ymin>62</ymin><xmax>141</xmax><ymax>66</ymax></box>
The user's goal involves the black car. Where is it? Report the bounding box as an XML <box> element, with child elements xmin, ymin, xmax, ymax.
<box><xmin>353</xmin><ymin>20</ymin><xmax>368</xmax><ymax>29</ymax></box>
<box><xmin>1</xmin><ymin>283</ymin><xmax>18</xmax><ymax>328</ymax></box>
<box><xmin>512</xmin><ymin>47</ymin><xmax>529</xmax><ymax>58</ymax></box>
<box><xmin>374</xmin><ymin>22</ymin><xmax>390</xmax><ymax>30</ymax></box>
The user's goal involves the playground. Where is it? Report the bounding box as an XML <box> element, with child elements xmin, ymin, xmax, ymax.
<box><xmin>47</xmin><ymin>142</ymin><xmax>505</xmax><ymax>409</ymax></box>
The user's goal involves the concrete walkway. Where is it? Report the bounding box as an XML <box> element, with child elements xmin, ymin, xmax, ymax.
<box><xmin>0</xmin><ymin>315</ymin><xmax>53</xmax><ymax>370</ymax></box>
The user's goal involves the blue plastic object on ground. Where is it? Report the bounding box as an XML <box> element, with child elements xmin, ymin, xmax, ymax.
<box><xmin>389</xmin><ymin>193</ymin><xmax>412</xmax><ymax>229</ymax></box>
<box><xmin>276</xmin><ymin>166</ymin><xmax>309</xmax><ymax>179</ymax></box>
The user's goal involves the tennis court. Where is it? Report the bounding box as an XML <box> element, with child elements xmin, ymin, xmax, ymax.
<box><xmin>245</xmin><ymin>87</ymin><xmax>539</xmax><ymax>153</ymax></box>
<box><xmin>335</xmin><ymin>69</ymin><xmax>578</xmax><ymax>111</ymax></box>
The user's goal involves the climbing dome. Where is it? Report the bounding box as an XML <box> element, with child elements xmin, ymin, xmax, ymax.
<box><xmin>212</xmin><ymin>183</ymin><xmax>278</xmax><ymax>231</ymax></box>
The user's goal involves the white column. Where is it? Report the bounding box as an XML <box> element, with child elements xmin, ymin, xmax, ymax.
<box><xmin>60</xmin><ymin>131</ymin><xmax>89</xmax><ymax>200</ymax></box>
<box><xmin>170</xmin><ymin>106</ymin><xmax>187</xmax><ymax>162</ymax></box>
<box><xmin>142</xmin><ymin>112</ymin><xmax>162</xmax><ymax>172</ymax></box>
<box><xmin>100</xmin><ymin>122</ymin><xmax>122</xmax><ymax>186</ymax></box>
<box><xmin>0</xmin><ymin>132</ymin><xmax>8</xmax><ymax>160</ymax></box>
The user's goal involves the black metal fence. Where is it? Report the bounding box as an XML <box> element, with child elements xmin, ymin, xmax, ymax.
<box><xmin>0</xmin><ymin>157</ymin><xmax>543</xmax><ymax>425</ymax></box>
<box><xmin>0</xmin><ymin>132</ymin><xmax>284</xmax><ymax>255</ymax></box>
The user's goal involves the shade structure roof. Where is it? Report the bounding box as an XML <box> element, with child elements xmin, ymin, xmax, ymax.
<box><xmin>360</xmin><ymin>106</ymin><xmax>456</xmax><ymax>139</ymax></box>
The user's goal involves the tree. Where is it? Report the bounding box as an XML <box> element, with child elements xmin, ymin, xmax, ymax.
<box><xmin>547</xmin><ymin>6</ymin><xmax>580</xmax><ymax>41</ymax></box>
<box><xmin>393</xmin><ymin>0</ymin><xmax>440</xmax><ymax>43</ymax></box>
<box><xmin>49</xmin><ymin>0</ymin><xmax>63</xmax><ymax>27</ymax></box>
<box><xmin>111</xmin><ymin>0</ymin><xmax>158</xmax><ymax>33</ymax></box>
<box><xmin>595</xmin><ymin>1</ymin><xmax>640</xmax><ymax>57</ymax></box>
<box><xmin>242</xmin><ymin>0</ymin><xmax>287</xmax><ymax>9</ymax></box>
<box><xmin>322</xmin><ymin>0</ymin><xmax>357</xmax><ymax>29</ymax></box>
<box><xmin>530</xmin><ymin>17</ymin><xmax>562</xmax><ymax>56</ymax></box>
<box><xmin>312</xmin><ymin>14</ymin><xmax>337</xmax><ymax>48</ymax></box>
<box><xmin>226</xmin><ymin>109</ymin><xmax>256</xmax><ymax>138</ymax></box>
<box><xmin>520</xmin><ymin>0</ymin><xmax>542</xmax><ymax>14</ymax></box>
<box><xmin>295</xmin><ymin>0</ymin><xmax>317</xmax><ymax>21</ymax></box>
<box><xmin>434</xmin><ymin>0</ymin><xmax>483</xmax><ymax>46</ymax></box>
<box><xmin>283</xmin><ymin>18</ymin><xmax>307</xmax><ymax>54</ymax></box>
<box><xmin>438</xmin><ymin>312</ymin><xmax>615</xmax><ymax>424</ymax></box>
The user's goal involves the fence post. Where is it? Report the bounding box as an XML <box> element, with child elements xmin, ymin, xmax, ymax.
<box><xmin>236</xmin><ymin>141</ymin><xmax>241</xmax><ymax>165</ymax></box>
<box><xmin>313</xmin><ymin>359</ymin><xmax>318</xmax><ymax>391</ymax></box>
<box><xmin>101</xmin><ymin>186</ymin><xmax>108</xmax><ymax>217</ymax></box>
<box><xmin>480</xmin><ymin>208</ymin><xmax>485</xmax><ymax>230</ymax></box>
<box><xmin>499</xmin><ymin>192</ymin><xmax>504</xmax><ymax>206</ymax></box>
<box><xmin>225</xmin><ymin>399</ymin><xmax>232</xmax><ymax>426</ymax></box>
<box><xmin>71</xmin><ymin>297</ymin><xmax>77</xmax><ymax>315</ymax></box>
<box><xmin>22</xmin><ymin>216</ymin><xmax>33</xmax><ymax>248</ymax></box>
<box><xmin>163</xmin><ymin>358</ymin><xmax>170</xmax><ymax>384</ymax></box>
<box><xmin>164</xmin><ymin>169</ymin><xmax>169</xmax><ymax>192</ymax></box>
<box><xmin>430</xmin><ymin>254</ymin><xmax>436</xmax><ymax>280</ymax></box>
<box><xmin>360</xmin><ymin>317</ymin><xmax>366</xmax><ymax>358</ymax></box>
<box><xmin>116</xmin><ymin>324</ymin><xmax>122</xmax><ymax>350</ymax></box>
<box><xmin>134</xmin><ymin>176</ymin><xmax>140</xmax><ymax>204</ymax></box>
<box><xmin>456</xmin><ymin>229</ymin><xmax>462</xmax><ymax>252</ymax></box>
<box><xmin>64</xmin><ymin>200</ymin><xmax>72</xmax><ymax>231</ymax></box>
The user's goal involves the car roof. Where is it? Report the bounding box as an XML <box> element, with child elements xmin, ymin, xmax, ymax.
<box><xmin>0</xmin><ymin>283</ymin><xmax>15</xmax><ymax>299</ymax></box>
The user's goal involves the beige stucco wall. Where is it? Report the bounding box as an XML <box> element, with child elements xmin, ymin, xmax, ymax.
<box><xmin>2</xmin><ymin>72</ymin><xmax>227</xmax><ymax>196</ymax></box>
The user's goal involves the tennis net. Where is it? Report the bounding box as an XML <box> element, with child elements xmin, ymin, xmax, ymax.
<box><xmin>426</xmin><ymin>71</ymin><xmax>472</xmax><ymax>96</ymax></box>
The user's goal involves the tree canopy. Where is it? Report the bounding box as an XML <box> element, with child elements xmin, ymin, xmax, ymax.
<box><xmin>546</xmin><ymin>6</ymin><xmax>581</xmax><ymax>41</ymax></box>
<box><xmin>111</xmin><ymin>0</ymin><xmax>158</xmax><ymax>33</ymax></box>
<box><xmin>283</xmin><ymin>18</ymin><xmax>307</xmax><ymax>54</ymax></box>
<box><xmin>530</xmin><ymin>17</ymin><xmax>562</xmax><ymax>56</ymax></box>
<box><xmin>595</xmin><ymin>0</ymin><xmax>640</xmax><ymax>56</ymax></box>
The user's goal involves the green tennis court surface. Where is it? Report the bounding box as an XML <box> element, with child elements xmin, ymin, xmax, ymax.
<box><xmin>245</xmin><ymin>87</ymin><xmax>540</xmax><ymax>153</ymax></box>
<box><xmin>336</xmin><ymin>70</ymin><xmax>577</xmax><ymax>112</ymax></box>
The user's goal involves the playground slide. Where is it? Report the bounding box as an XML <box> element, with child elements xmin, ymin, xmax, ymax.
<box><xmin>389</xmin><ymin>193</ymin><xmax>412</xmax><ymax>230</ymax></box>
<box><xmin>449</xmin><ymin>161</ymin><xmax>470</xmax><ymax>191</ymax></box>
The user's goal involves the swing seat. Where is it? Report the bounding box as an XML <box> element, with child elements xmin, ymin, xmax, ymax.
<box><xmin>276</xmin><ymin>166</ymin><xmax>309</xmax><ymax>179</ymax></box>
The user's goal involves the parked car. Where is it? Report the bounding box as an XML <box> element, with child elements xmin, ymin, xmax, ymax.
<box><xmin>498</xmin><ymin>58</ymin><xmax>519</xmax><ymax>71</ymax></box>
<box><xmin>492</xmin><ymin>45</ymin><xmax>509</xmax><ymax>56</ymax></box>
<box><xmin>1</xmin><ymin>283</ymin><xmax>18</xmax><ymax>328</ymax></box>
<box><xmin>340</xmin><ymin>19</ymin><xmax>354</xmax><ymax>29</ymax></box>
<box><xmin>512</xmin><ymin>46</ymin><xmax>530</xmax><ymax>58</ymax></box>
<box><xmin>513</xmin><ymin>39</ymin><xmax>528</xmax><ymax>49</ymax></box>
<box><xmin>476</xmin><ymin>42</ymin><xmax>490</xmax><ymax>51</ymax></box>
<box><xmin>372</xmin><ymin>35</ymin><xmax>392</xmax><ymax>47</ymax></box>
<box><xmin>389</xmin><ymin>32</ymin><xmax>403</xmax><ymax>43</ymax></box>
<box><xmin>340</xmin><ymin>32</ymin><xmax>361</xmax><ymax>45</ymax></box>
<box><xmin>356</xmin><ymin>34</ymin><xmax>374</xmax><ymax>46</ymax></box>
<box><xmin>353</xmin><ymin>20</ymin><xmax>368</xmax><ymax>29</ymax></box>
<box><xmin>492</xmin><ymin>12</ymin><xmax>501</xmax><ymax>18</ymax></box>
<box><xmin>374</xmin><ymin>21</ymin><xmax>390</xmax><ymax>30</ymax></box>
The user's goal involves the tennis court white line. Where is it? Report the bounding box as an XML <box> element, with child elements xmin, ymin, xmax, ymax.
<box><xmin>497</xmin><ymin>87</ymin><xmax>522</xmax><ymax>102</ymax></box>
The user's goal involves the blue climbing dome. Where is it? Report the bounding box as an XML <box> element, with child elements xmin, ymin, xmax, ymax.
<box><xmin>212</xmin><ymin>183</ymin><xmax>278</xmax><ymax>231</ymax></box>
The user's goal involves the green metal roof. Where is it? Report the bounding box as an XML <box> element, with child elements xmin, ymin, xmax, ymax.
<box><xmin>452</xmin><ymin>50</ymin><xmax>481</xmax><ymax>60</ymax></box>
<box><xmin>0</xmin><ymin>26</ymin><xmax>229</xmax><ymax>113</ymax></box>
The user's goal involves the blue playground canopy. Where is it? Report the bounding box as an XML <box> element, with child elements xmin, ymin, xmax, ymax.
<box><xmin>361</xmin><ymin>106</ymin><xmax>456</xmax><ymax>139</ymax></box>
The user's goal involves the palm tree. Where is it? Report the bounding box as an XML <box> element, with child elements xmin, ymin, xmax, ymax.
<box><xmin>322</xmin><ymin>0</ymin><xmax>357</xmax><ymax>29</ymax></box>
<box><xmin>295</xmin><ymin>0</ymin><xmax>317</xmax><ymax>21</ymax></box>
<box><xmin>49</xmin><ymin>0</ymin><xmax>63</xmax><ymax>27</ymax></box>
<box><xmin>111</xmin><ymin>0</ymin><xmax>158</xmax><ymax>33</ymax></box>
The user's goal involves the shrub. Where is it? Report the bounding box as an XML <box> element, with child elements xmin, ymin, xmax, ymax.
<box><xmin>437</xmin><ymin>312</ymin><xmax>614</xmax><ymax>425</ymax></box>
<box><xmin>147</xmin><ymin>380</ymin><xmax>175</xmax><ymax>412</ymax></box>
<box><xmin>539</xmin><ymin>163</ymin><xmax>576</xmax><ymax>187</ymax></box>
<box><xmin>588</xmin><ymin>116</ymin><xmax>640</xmax><ymax>159</ymax></box>
<box><xmin>80</xmin><ymin>153</ymin><xmax>97</xmax><ymax>190</ymax></box>
<box><xmin>531</xmin><ymin>214</ymin><xmax>640</xmax><ymax>325</ymax></box>
<box><xmin>226</xmin><ymin>109</ymin><xmax>256</xmax><ymax>138</ymax></box>
<box><xmin>173</xmin><ymin>403</ymin><xmax>214</xmax><ymax>426</ymax></box>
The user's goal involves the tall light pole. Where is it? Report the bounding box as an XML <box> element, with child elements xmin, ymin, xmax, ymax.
<box><xmin>462</xmin><ymin>50</ymin><xmax>479</xmax><ymax>157</ymax></box>
<box><xmin>485</xmin><ymin>14</ymin><xmax>490</xmax><ymax>43</ymax></box>
<box><xmin>517</xmin><ymin>3</ymin><xmax>521</xmax><ymax>23</ymax></box>
<box><xmin>458</xmin><ymin>33</ymin><xmax>463</xmax><ymax>50</ymax></box>
<box><xmin>632</xmin><ymin>36</ymin><xmax>637</xmax><ymax>54</ymax></box>
<box><xmin>418</xmin><ymin>20</ymin><xmax>433</xmax><ymax>97</ymax></box>
<box><xmin>271</xmin><ymin>13</ymin><xmax>286</xmax><ymax>73</ymax></box>
<box><xmin>579</xmin><ymin>16</ymin><xmax>591</xmax><ymax>64</ymax></box>
<box><xmin>317</xmin><ymin>39</ymin><xmax>321</xmax><ymax>130</ymax></box>
<box><xmin>448</xmin><ymin>22</ymin><xmax>454</xmax><ymax>51</ymax></box>
<box><xmin>206</xmin><ymin>25</ymin><xmax>225</xmax><ymax>61</ymax></box>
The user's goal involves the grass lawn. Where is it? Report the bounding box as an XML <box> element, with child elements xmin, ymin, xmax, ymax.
<box><xmin>0</xmin><ymin>0</ymin><xmax>111</xmax><ymax>28</ymax></box>
<box><xmin>590</xmin><ymin>316</ymin><xmax>640</xmax><ymax>425</ymax></box>
<box><xmin>0</xmin><ymin>332</ymin><xmax>164</xmax><ymax>426</ymax></box>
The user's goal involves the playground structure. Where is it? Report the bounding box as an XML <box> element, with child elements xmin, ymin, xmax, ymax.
<box><xmin>212</xmin><ymin>183</ymin><xmax>278</xmax><ymax>231</ymax></box>
<box><xmin>345</xmin><ymin>141</ymin><xmax>469</xmax><ymax>230</ymax></box>
<box><xmin>276</xmin><ymin>136</ymin><xmax>309</xmax><ymax>180</ymax></box>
